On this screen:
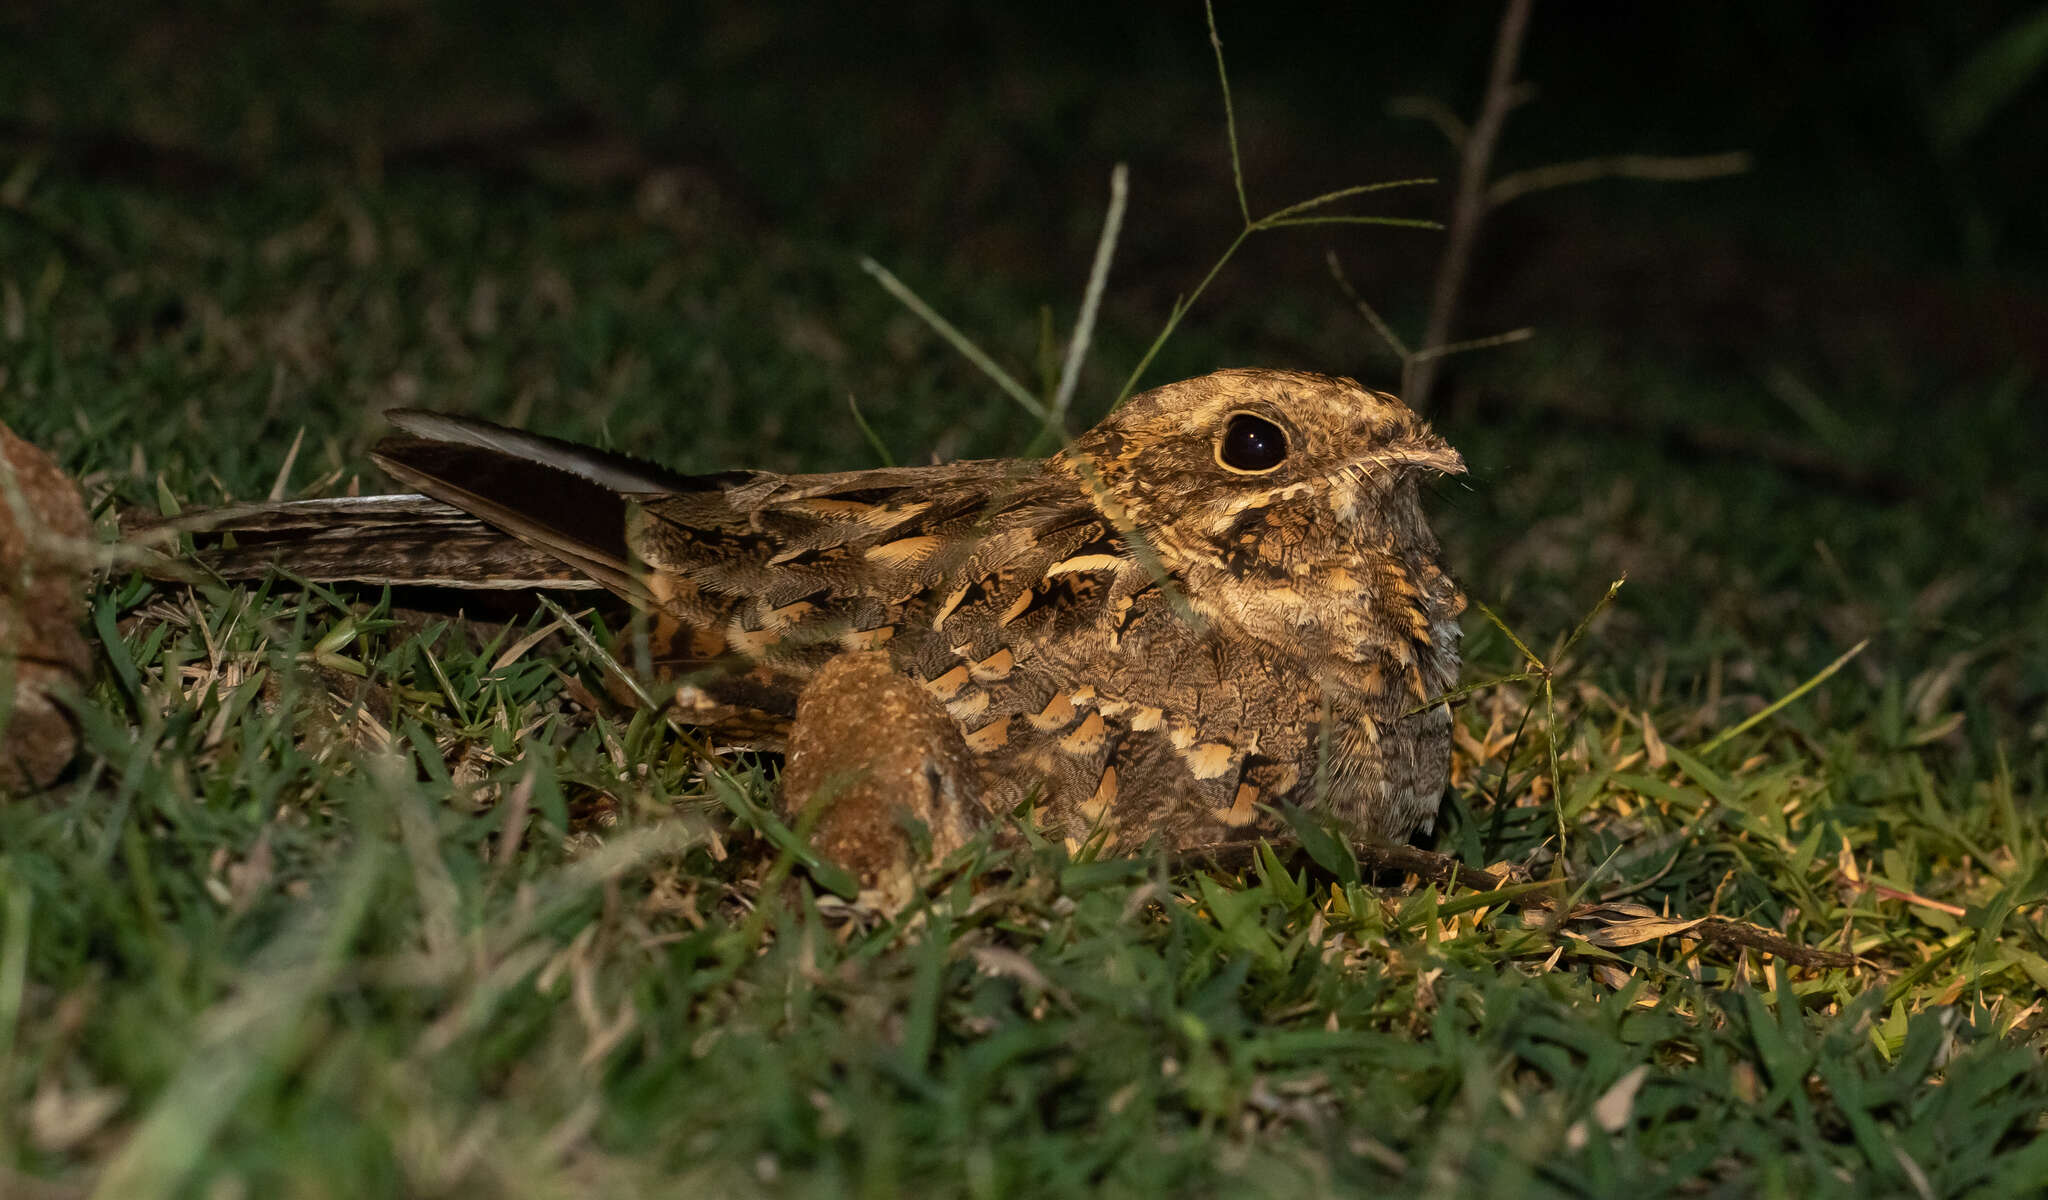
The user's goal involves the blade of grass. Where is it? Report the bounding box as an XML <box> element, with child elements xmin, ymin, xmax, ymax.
<box><xmin>1471</xmin><ymin>598</ymin><xmax>1543</xmax><ymax>669</ymax></box>
<box><xmin>0</xmin><ymin>863</ymin><xmax>28</xmax><ymax>1095</ymax></box>
<box><xmin>1048</xmin><ymin>163</ymin><xmax>1129</xmax><ymax>434</ymax></box>
<box><xmin>846</xmin><ymin>394</ymin><xmax>896</xmax><ymax>467</ymax></box>
<box><xmin>1695</xmin><ymin>638</ymin><xmax>1870</xmax><ymax>756</ymax></box>
<box><xmin>857</xmin><ymin>256</ymin><xmax>1048</xmax><ymax>422</ymax></box>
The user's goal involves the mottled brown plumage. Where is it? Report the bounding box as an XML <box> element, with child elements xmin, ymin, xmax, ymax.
<box><xmin>170</xmin><ymin>369</ymin><xmax>1466</xmax><ymax>851</ymax></box>
<box><xmin>777</xmin><ymin>651</ymin><xmax>989</xmax><ymax>905</ymax></box>
<box><xmin>1</xmin><ymin>422</ymin><xmax>94</xmax><ymax>792</ymax></box>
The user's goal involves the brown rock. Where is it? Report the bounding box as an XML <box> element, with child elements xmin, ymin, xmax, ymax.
<box><xmin>0</xmin><ymin>423</ymin><xmax>93</xmax><ymax>792</ymax></box>
<box><xmin>778</xmin><ymin>651</ymin><xmax>991</xmax><ymax>905</ymax></box>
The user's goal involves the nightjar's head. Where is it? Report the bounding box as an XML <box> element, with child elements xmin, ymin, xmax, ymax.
<box><xmin>1057</xmin><ymin>368</ymin><xmax>1466</xmax><ymax>668</ymax></box>
<box><xmin>1063</xmin><ymin>368</ymin><xmax>1463</xmax><ymax>573</ymax></box>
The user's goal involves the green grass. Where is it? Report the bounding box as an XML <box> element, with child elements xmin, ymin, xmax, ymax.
<box><xmin>4</xmin><ymin>8</ymin><xmax>2047</xmax><ymax>1197</ymax></box>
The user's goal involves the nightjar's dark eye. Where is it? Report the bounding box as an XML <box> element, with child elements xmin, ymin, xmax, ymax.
<box><xmin>1218</xmin><ymin>412</ymin><xmax>1289</xmax><ymax>472</ymax></box>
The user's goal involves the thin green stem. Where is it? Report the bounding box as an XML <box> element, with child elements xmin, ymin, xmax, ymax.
<box><xmin>1406</xmin><ymin>671</ymin><xmax>1543</xmax><ymax>717</ymax></box>
<box><xmin>1471</xmin><ymin>598</ymin><xmax>1544</xmax><ymax>671</ymax></box>
<box><xmin>845</xmin><ymin>394</ymin><xmax>896</xmax><ymax>467</ymax></box>
<box><xmin>0</xmin><ymin>865</ymin><xmax>29</xmax><ymax>1103</ymax></box>
<box><xmin>1114</xmin><ymin>226</ymin><xmax>1248</xmax><ymax>406</ymax></box>
<box><xmin>1558</xmin><ymin>576</ymin><xmax>1627</xmax><ymax>662</ymax></box>
<box><xmin>1257</xmin><ymin>177</ymin><xmax>1439</xmax><ymax>223</ymax></box>
<box><xmin>1543</xmin><ymin>676</ymin><xmax>1568</xmax><ymax>854</ymax></box>
<box><xmin>1206</xmin><ymin>0</ymin><xmax>1250</xmax><ymax>225</ymax></box>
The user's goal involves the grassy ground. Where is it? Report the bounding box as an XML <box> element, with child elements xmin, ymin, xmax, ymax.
<box><xmin>3</xmin><ymin>5</ymin><xmax>2046</xmax><ymax>1197</ymax></box>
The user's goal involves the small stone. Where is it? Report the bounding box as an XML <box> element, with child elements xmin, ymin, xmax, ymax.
<box><xmin>0</xmin><ymin>422</ymin><xmax>93</xmax><ymax>792</ymax></box>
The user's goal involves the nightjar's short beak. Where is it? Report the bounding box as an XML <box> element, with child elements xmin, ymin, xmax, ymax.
<box><xmin>1390</xmin><ymin>433</ymin><xmax>1465</xmax><ymax>476</ymax></box>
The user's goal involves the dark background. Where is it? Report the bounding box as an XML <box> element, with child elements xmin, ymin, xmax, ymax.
<box><xmin>7</xmin><ymin>2</ymin><xmax>2040</xmax><ymax>359</ymax></box>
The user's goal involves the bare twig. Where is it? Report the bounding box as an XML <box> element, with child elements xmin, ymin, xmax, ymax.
<box><xmin>1350</xmin><ymin>13</ymin><xmax>1750</xmax><ymax>411</ymax></box>
<box><xmin>1408</xmin><ymin>327</ymin><xmax>1535</xmax><ymax>363</ymax></box>
<box><xmin>1487</xmin><ymin>151</ymin><xmax>1752</xmax><ymax>209</ymax></box>
<box><xmin>1329</xmin><ymin>249</ymin><xmax>1532</xmax><ymax>371</ymax></box>
<box><xmin>1386</xmin><ymin>95</ymin><xmax>1470</xmax><ymax>150</ymax></box>
<box><xmin>1407</xmin><ymin>0</ymin><xmax>1533</xmax><ymax>409</ymax></box>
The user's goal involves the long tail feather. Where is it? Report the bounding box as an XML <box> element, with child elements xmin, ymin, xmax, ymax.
<box><xmin>383</xmin><ymin>409</ymin><xmax>710</xmax><ymax>493</ymax></box>
<box><xmin>141</xmin><ymin>494</ymin><xmax>611</xmax><ymax>590</ymax></box>
<box><xmin>368</xmin><ymin>436</ymin><xmax>653</xmax><ymax>602</ymax></box>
